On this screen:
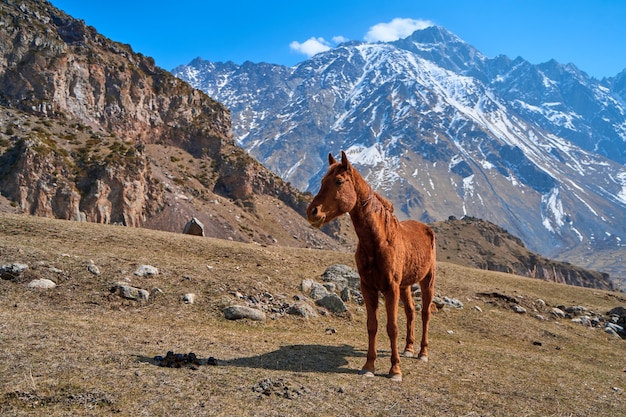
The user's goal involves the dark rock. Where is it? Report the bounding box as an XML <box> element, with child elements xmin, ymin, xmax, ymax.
<box><xmin>183</xmin><ymin>217</ymin><xmax>205</xmax><ymax>236</ymax></box>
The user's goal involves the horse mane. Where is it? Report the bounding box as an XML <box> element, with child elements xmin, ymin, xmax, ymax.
<box><xmin>374</xmin><ymin>191</ymin><xmax>394</xmax><ymax>213</ymax></box>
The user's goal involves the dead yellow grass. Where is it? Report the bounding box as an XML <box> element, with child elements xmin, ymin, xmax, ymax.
<box><xmin>0</xmin><ymin>213</ymin><xmax>624</xmax><ymax>416</ymax></box>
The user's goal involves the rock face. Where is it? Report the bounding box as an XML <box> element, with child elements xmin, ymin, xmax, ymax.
<box><xmin>0</xmin><ymin>0</ymin><xmax>347</xmax><ymax>250</ymax></box>
<box><xmin>0</xmin><ymin>0</ymin><xmax>228</xmax><ymax>225</ymax></box>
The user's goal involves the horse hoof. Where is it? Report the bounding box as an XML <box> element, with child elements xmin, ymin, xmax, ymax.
<box><xmin>389</xmin><ymin>373</ymin><xmax>403</xmax><ymax>382</ymax></box>
<box><xmin>418</xmin><ymin>355</ymin><xmax>429</xmax><ymax>362</ymax></box>
<box><xmin>402</xmin><ymin>350</ymin><xmax>414</xmax><ymax>358</ymax></box>
<box><xmin>359</xmin><ymin>369</ymin><xmax>375</xmax><ymax>378</ymax></box>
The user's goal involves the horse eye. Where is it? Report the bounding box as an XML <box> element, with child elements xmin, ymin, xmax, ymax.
<box><xmin>335</xmin><ymin>179</ymin><xmax>344</xmax><ymax>186</ymax></box>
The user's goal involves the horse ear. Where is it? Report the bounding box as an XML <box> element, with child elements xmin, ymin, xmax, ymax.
<box><xmin>328</xmin><ymin>153</ymin><xmax>336</xmax><ymax>165</ymax></box>
<box><xmin>340</xmin><ymin>151</ymin><xmax>352</xmax><ymax>170</ymax></box>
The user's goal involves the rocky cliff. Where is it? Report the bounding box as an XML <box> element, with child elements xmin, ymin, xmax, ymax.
<box><xmin>0</xmin><ymin>0</ymin><xmax>347</xmax><ymax>249</ymax></box>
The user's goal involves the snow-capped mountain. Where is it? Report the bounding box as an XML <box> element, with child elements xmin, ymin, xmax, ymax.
<box><xmin>172</xmin><ymin>26</ymin><xmax>626</xmax><ymax>282</ymax></box>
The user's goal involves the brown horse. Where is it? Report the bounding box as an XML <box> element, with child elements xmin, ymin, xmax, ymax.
<box><xmin>307</xmin><ymin>151</ymin><xmax>436</xmax><ymax>382</ymax></box>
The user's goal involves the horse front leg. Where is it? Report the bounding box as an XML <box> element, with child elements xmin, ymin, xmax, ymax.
<box><xmin>418</xmin><ymin>270</ymin><xmax>436</xmax><ymax>361</ymax></box>
<box><xmin>400</xmin><ymin>285</ymin><xmax>416</xmax><ymax>357</ymax></box>
<box><xmin>359</xmin><ymin>287</ymin><xmax>379</xmax><ymax>377</ymax></box>
<box><xmin>384</xmin><ymin>286</ymin><xmax>402</xmax><ymax>381</ymax></box>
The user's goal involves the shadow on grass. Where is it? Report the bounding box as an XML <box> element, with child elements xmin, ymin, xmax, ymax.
<box><xmin>226</xmin><ymin>344</ymin><xmax>365</xmax><ymax>374</ymax></box>
<box><xmin>135</xmin><ymin>344</ymin><xmax>365</xmax><ymax>374</ymax></box>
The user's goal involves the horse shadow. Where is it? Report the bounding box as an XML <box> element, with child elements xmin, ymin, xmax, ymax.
<box><xmin>135</xmin><ymin>344</ymin><xmax>365</xmax><ymax>375</ymax></box>
<box><xmin>226</xmin><ymin>344</ymin><xmax>364</xmax><ymax>374</ymax></box>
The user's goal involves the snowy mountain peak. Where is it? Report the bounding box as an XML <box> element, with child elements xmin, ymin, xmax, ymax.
<box><xmin>172</xmin><ymin>27</ymin><xmax>626</xmax><ymax>283</ymax></box>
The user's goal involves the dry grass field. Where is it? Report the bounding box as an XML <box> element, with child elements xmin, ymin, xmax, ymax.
<box><xmin>0</xmin><ymin>213</ymin><xmax>624</xmax><ymax>416</ymax></box>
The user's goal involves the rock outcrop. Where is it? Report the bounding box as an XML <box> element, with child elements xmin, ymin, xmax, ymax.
<box><xmin>0</xmin><ymin>0</ymin><xmax>347</xmax><ymax>249</ymax></box>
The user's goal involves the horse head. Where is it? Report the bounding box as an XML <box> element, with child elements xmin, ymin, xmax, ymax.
<box><xmin>307</xmin><ymin>151</ymin><xmax>358</xmax><ymax>228</ymax></box>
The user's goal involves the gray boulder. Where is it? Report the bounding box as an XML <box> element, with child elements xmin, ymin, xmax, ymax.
<box><xmin>134</xmin><ymin>265</ymin><xmax>158</xmax><ymax>277</ymax></box>
<box><xmin>287</xmin><ymin>301</ymin><xmax>319</xmax><ymax>319</ymax></box>
<box><xmin>183</xmin><ymin>217</ymin><xmax>205</xmax><ymax>236</ymax></box>
<box><xmin>0</xmin><ymin>263</ymin><xmax>29</xmax><ymax>280</ymax></box>
<box><xmin>110</xmin><ymin>282</ymin><xmax>150</xmax><ymax>302</ymax></box>
<box><xmin>223</xmin><ymin>305</ymin><xmax>266</xmax><ymax>321</ymax></box>
<box><xmin>315</xmin><ymin>294</ymin><xmax>347</xmax><ymax>314</ymax></box>
<box><xmin>321</xmin><ymin>264</ymin><xmax>360</xmax><ymax>292</ymax></box>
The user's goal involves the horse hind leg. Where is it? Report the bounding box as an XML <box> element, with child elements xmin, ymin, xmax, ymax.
<box><xmin>418</xmin><ymin>269</ymin><xmax>436</xmax><ymax>362</ymax></box>
<box><xmin>400</xmin><ymin>285</ymin><xmax>416</xmax><ymax>358</ymax></box>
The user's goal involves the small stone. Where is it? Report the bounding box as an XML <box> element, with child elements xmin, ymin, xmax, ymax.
<box><xmin>551</xmin><ymin>307</ymin><xmax>566</xmax><ymax>318</ymax></box>
<box><xmin>443</xmin><ymin>296</ymin><xmax>464</xmax><ymax>309</ymax></box>
<box><xmin>605</xmin><ymin>327</ymin><xmax>621</xmax><ymax>338</ymax></box>
<box><xmin>512</xmin><ymin>305</ymin><xmax>526</xmax><ymax>314</ymax></box>
<box><xmin>309</xmin><ymin>282</ymin><xmax>330</xmax><ymax>300</ymax></box>
<box><xmin>183</xmin><ymin>217</ymin><xmax>205</xmax><ymax>236</ymax></box>
<box><xmin>134</xmin><ymin>265</ymin><xmax>158</xmax><ymax>277</ymax></box>
<box><xmin>300</xmin><ymin>279</ymin><xmax>315</xmax><ymax>293</ymax></box>
<box><xmin>474</xmin><ymin>305</ymin><xmax>483</xmax><ymax>312</ymax></box>
<box><xmin>27</xmin><ymin>279</ymin><xmax>56</xmax><ymax>289</ymax></box>
<box><xmin>578</xmin><ymin>316</ymin><xmax>592</xmax><ymax>326</ymax></box>
<box><xmin>182</xmin><ymin>293</ymin><xmax>196</xmax><ymax>304</ymax></box>
<box><xmin>565</xmin><ymin>306</ymin><xmax>587</xmax><ymax>316</ymax></box>
<box><xmin>87</xmin><ymin>261</ymin><xmax>101</xmax><ymax>275</ymax></box>
<box><xmin>433</xmin><ymin>297</ymin><xmax>445</xmax><ymax>310</ymax></box>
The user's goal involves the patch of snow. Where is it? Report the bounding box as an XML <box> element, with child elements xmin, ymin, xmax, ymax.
<box><xmin>462</xmin><ymin>174</ymin><xmax>475</xmax><ymax>196</ymax></box>
<box><xmin>616</xmin><ymin>172</ymin><xmax>626</xmax><ymax>206</ymax></box>
<box><xmin>345</xmin><ymin>144</ymin><xmax>384</xmax><ymax>166</ymax></box>
<box><xmin>541</xmin><ymin>188</ymin><xmax>566</xmax><ymax>233</ymax></box>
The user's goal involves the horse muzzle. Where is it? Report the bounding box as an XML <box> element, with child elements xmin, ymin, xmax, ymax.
<box><xmin>307</xmin><ymin>206</ymin><xmax>326</xmax><ymax>228</ymax></box>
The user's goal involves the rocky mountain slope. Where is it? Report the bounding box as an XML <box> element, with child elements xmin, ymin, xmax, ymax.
<box><xmin>0</xmin><ymin>1</ymin><xmax>617</xmax><ymax>290</ymax></box>
<box><xmin>0</xmin><ymin>0</ymin><xmax>346</xmax><ymax>249</ymax></box>
<box><xmin>173</xmin><ymin>27</ymin><xmax>626</xmax><ymax>284</ymax></box>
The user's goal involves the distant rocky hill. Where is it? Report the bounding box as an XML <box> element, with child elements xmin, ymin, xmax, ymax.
<box><xmin>432</xmin><ymin>216</ymin><xmax>616</xmax><ymax>291</ymax></box>
<box><xmin>0</xmin><ymin>0</ymin><xmax>346</xmax><ymax>250</ymax></box>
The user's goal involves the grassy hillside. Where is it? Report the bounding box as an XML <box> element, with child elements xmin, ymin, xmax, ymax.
<box><xmin>0</xmin><ymin>213</ymin><xmax>624</xmax><ymax>416</ymax></box>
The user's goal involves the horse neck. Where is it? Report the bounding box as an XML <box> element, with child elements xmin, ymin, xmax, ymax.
<box><xmin>348</xmin><ymin>172</ymin><xmax>396</xmax><ymax>244</ymax></box>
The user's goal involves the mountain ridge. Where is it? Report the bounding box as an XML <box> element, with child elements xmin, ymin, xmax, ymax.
<box><xmin>172</xmin><ymin>26</ymin><xmax>626</xmax><ymax>285</ymax></box>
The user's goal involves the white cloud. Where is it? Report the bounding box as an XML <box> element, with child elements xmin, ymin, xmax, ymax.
<box><xmin>332</xmin><ymin>35</ymin><xmax>349</xmax><ymax>44</ymax></box>
<box><xmin>364</xmin><ymin>18</ymin><xmax>434</xmax><ymax>42</ymax></box>
<box><xmin>289</xmin><ymin>37</ymin><xmax>332</xmax><ymax>57</ymax></box>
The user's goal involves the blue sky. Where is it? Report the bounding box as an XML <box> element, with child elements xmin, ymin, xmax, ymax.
<box><xmin>50</xmin><ymin>0</ymin><xmax>626</xmax><ymax>79</ymax></box>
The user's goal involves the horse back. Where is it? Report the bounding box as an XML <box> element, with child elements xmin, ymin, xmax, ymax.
<box><xmin>399</xmin><ymin>220</ymin><xmax>436</xmax><ymax>279</ymax></box>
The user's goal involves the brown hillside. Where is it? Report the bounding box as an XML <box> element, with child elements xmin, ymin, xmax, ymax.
<box><xmin>1</xmin><ymin>213</ymin><xmax>624</xmax><ymax>416</ymax></box>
